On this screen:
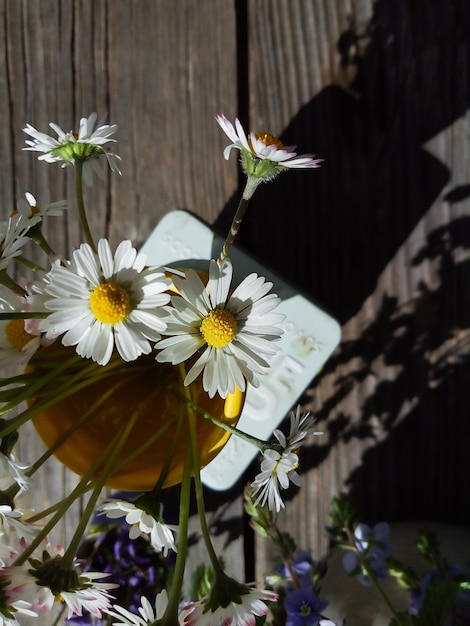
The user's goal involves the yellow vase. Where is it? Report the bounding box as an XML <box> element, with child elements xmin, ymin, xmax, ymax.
<box><xmin>31</xmin><ymin>347</ymin><xmax>244</xmax><ymax>491</ymax></box>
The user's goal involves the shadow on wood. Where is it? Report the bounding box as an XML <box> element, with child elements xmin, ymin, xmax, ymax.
<box><xmin>215</xmin><ymin>0</ymin><xmax>469</xmax><ymax>325</ymax></box>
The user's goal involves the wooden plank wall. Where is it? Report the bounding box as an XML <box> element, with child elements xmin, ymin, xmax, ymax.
<box><xmin>1</xmin><ymin>0</ymin><xmax>469</xmax><ymax>606</ymax></box>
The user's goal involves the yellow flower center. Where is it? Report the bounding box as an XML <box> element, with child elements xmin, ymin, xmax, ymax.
<box><xmin>89</xmin><ymin>282</ymin><xmax>132</xmax><ymax>325</ymax></box>
<box><xmin>200</xmin><ymin>308</ymin><xmax>238</xmax><ymax>348</ymax></box>
<box><xmin>300</xmin><ymin>603</ymin><xmax>312</xmax><ymax>617</ymax></box>
<box><xmin>5</xmin><ymin>319</ymin><xmax>35</xmax><ymax>350</ymax></box>
<box><xmin>10</xmin><ymin>206</ymin><xmax>40</xmax><ymax>217</ymax></box>
<box><xmin>254</xmin><ymin>132</ymin><xmax>284</xmax><ymax>150</ymax></box>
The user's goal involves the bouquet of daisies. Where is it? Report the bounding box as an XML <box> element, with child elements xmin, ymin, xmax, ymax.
<box><xmin>0</xmin><ymin>111</ymin><xmax>326</xmax><ymax>626</ymax></box>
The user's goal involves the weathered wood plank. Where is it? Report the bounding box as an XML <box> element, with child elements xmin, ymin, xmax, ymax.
<box><xmin>1</xmin><ymin>0</ymin><xmax>242</xmax><ymax>585</ymax></box>
<box><xmin>245</xmin><ymin>0</ymin><xmax>470</xmax><ymax>584</ymax></box>
<box><xmin>106</xmin><ymin>0</ymin><xmax>240</xmax><ymax>246</ymax></box>
<box><xmin>2</xmin><ymin>2</ymin><xmax>469</xmax><ymax>620</ymax></box>
<box><xmin>244</xmin><ymin>0</ymin><xmax>377</xmax><ymax>575</ymax></box>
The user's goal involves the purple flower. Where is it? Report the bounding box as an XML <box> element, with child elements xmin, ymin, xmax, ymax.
<box><xmin>66</xmin><ymin>618</ymin><xmax>101</xmax><ymax>626</ymax></box>
<box><xmin>276</xmin><ymin>550</ymin><xmax>314</xmax><ymax>588</ymax></box>
<box><xmin>66</xmin><ymin>523</ymin><xmax>169</xmax><ymax>624</ymax></box>
<box><xmin>342</xmin><ymin>522</ymin><xmax>391</xmax><ymax>587</ymax></box>
<box><xmin>409</xmin><ymin>562</ymin><xmax>470</xmax><ymax>623</ymax></box>
<box><xmin>409</xmin><ymin>570</ymin><xmax>437</xmax><ymax>615</ymax></box>
<box><xmin>285</xmin><ymin>588</ymin><xmax>329</xmax><ymax>626</ymax></box>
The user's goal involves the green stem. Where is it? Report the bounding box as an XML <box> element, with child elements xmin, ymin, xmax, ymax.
<box><xmin>25</xmin><ymin>403</ymin><xmax>184</xmax><ymax>524</ymax></box>
<box><xmin>283</xmin><ymin>557</ymin><xmax>302</xmax><ymax>588</ymax></box>
<box><xmin>14</xmin><ymin>471</ymin><xmax>98</xmax><ymax>566</ymax></box>
<box><xmin>0</xmin><ymin>355</ymin><xmax>82</xmax><ymax>423</ymax></box>
<box><xmin>26</xmin><ymin>394</ymin><xmax>178</xmax><ymax>524</ymax></box>
<box><xmin>0</xmin><ymin>311</ymin><xmax>49</xmax><ymax>320</ymax></box>
<box><xmin>346</xmin><ymin>530</ymin><xmax>403</xmax><ymax>625</ymax></box>
<box><xmin>148</xmin><ymin>408</ymin><xmax>184</xmax><ymax>497</ymax></box>
<box><xmin>15</xmin><ymin>254</ymin><xmax>49</xmax><ymax>274</ymax></box>
<box><xmin>29</xmin><ymin>227</ymin><xmax>57</xmax><ymax>258</ymax></box>
<box><xmin>16</xmin><ymin>400</ymin><xmax>143</xmax><ymax>568</ymax></box>
<box><xmin>0</xmin><ymin>270</ymin><xmax>26</xmax><ymax>297</ymax></box>
<box><xmin>171</xmin><ymin>388</ymin><xmax>271</xmax><ymax>452</ymax></box>
<box><xmin>25</xmin><ymin>377</ymin><xmax>127</xmax><ymax>478</ymax></box>
<box><xmin>61</xmin><ymin>401</ymin><xmax>143</xmax><ymax>566</ymax></box>
<box><xmin>75</xmin><ymin>160</ymin><xmax>96</xmax><ymax>251</ymax></box>
<box><xmin>24</xmin><ymin>485</ymin><xmax>92</xmax><ymax>525</ymax></box>
<box><xmin>368</xmin><ymin>570</ymin><xmax>403</xmax><ymax>625</ymax></box>
<box><xmin>188</xmin><ymin>409</ymin><xmax>224</xmax><ymax>577</ymax></box>
<box><xmin>0</xmin><ymin>353</ymin><xmax>132</xmax><ymax>429</ymax></box>
<box><xmin>178</xmin><ymin>362</ymin><xmax>224</xmax><ymax>577</ymax></box>
<box><xmin>51</xmin><ymin>604</ymin><xmax>66</xmax><ymax>626</ymax></box>
<box><xmin>161</xmin><ymin>424</ymin><xmax>193</xmax><ymax>626</ymax></box>
<box><xmin>217</xmin><ymin>176</ymin><xmax>260</xmax><ymax>266</ymax></box>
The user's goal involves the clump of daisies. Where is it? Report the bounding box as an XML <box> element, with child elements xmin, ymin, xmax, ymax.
<box><xmin>0</xmin><ymin>111</ymin><xmax>324</xmax><ymax>626</ymax></box>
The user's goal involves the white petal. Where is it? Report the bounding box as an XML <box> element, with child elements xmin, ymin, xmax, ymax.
<box><xmin>97</xmin><ymin>238</ymin><xmax>114</xmax><ymax>278</ymax></box>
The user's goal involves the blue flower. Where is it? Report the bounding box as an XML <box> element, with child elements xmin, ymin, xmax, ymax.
<box><xmin>342</xmin><ymin>522</ymin><xmax>391</xmax><ymax>586</ymax></box>
<box><xmin>285</xmin><ymin>588</ymin><xmax>329</xmax><ymax>626</ymax></box>
<box><xmin>409</xmin><ymin>562</ymin><xmax>470</xmax><ymax>624</ymax></box>
<box><xmin>276</xmin><ymin>550</ymin><xmax>314</xmax><ymax>588</ymax></box>
<box><xmin>66</xmin><ymin>522</ymin><xmax>169</xmax><ymax>624</ymax></box>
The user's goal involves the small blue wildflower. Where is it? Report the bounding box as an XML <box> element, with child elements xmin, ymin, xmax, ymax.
<box><xmin>409</xmin><ymin>562</ymin><xmax>470</xmax><ymax>624</ymax></box>
<box><xmin>409</xmin><ymin>570</ymin><xmax>437</xmax><ymax>615</ymax></box>
<box><xmin>66</xmin><ymin>522</ymin><xmax>169</xmax><ymax>624</ymax></box>
<box><xmin>285</xmin><ymin>588</ymin><xmax>329</xmax><ymax>626</ymax></box>
<box><xmin>342</xmin><ymin>522</ymin><xmax>391</xmax><ymax>586</ymax></box>
<box><xmin>276</xmin><ymin>550</ymin><xmax>314</xmax><ymax>588</ymax></box>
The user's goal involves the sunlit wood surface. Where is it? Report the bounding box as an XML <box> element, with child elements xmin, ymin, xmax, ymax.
<box><xmin>1</xmin><ymin>0</ymin><xmax>469</xmax><ymax>611</ymax></box>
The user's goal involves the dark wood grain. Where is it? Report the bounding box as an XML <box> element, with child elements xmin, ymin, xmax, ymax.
<box><xmin>1</xmin><ymin>0</ymin><xmax>469</xmax><ymax>609</ymax></box>
<box><xmin>0</xmin><ymin>0</ymin><xmax>242</xmax><ymax>581</ymax></box>
<box><xmin>244</xmin><ymin>0</ymin><xmax>470</xmax><ymax>581</ymax></box>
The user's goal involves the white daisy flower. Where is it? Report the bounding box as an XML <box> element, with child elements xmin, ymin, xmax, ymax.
<box><xmin>59</xmin><ymin>573</ymin><xmax>118</xmax><ymax>620</ymax></box>
<box><xmin>0</xmin><ymin>215</ymin><xmax>32</xmax><ymax>272</ymax></box>
<box><xmin>0</xmin><ymin>451</ymin><xmax>30</xmax><ymax>493</ymax></box>
<box><xmin>216</xmin><ymin>114</ymin><xmax>322</xmax><ymax>181</ymax></box>
<box><xmin>0</xmin><ymin>542</ymin><xmax>19</xmax><ymax>569</ymax></box>
<box><xmin>23</xmin><ymin>112</ymin><xmax>122</xmax><ymax>185</ymax></box>
<box><xmin>182</xmin><ymin>585</ymin><xmax>277</xmax><ymax>626</ymax></box>
<box><xmin>4</xmin><ymin>564</ymin><xmax>117</xmax><ymax>620</ymax></box>
<box><xmin>250</xmin><ymin>449</ymin><xmax>300</xmax><ymax>513</ymax></box>
<box><xmin>105</xmin><ymin>589</ymin><xmax>168</xmax><ymax>626</ymax></box>
<box><xmin>251</xmin><ymin>406</ymin><xmax>322</xmax><ymax>512</ymax></box>
<box><xmin>0</xmin><ymin>571</ymin><xmax>37</xmax><ymax>626</ymax></box>
<box><xmin>100</xmin><ymin>500</ymin><xmax>177</xmax><ymax>555</ymax></box>
<box><xmin>0</xmin><ymin>600</ymin><xmax>37</xmax><ymax>626</ymax></box>
<box><xmin>0</xmin><ymin>505</ymin><xmax>39</xmax><ymax>541</ymax></box>
<box><xmin>273</xmin><ymin>406</ymin><xmax>321</xmax><ymax>453</ymax></box>
<box><xmin>155</xmin><ymin>258</ymin><xmax>284</xmax><ymax>398</ymax></box>
<box><xmin>33</xmin><ymin>238</ymin><xmax>170</xmax><ymax>366</ymax></box>
<box><xmin>0</xmin><ymin>555</ymin><xmax>38</xmax><ymax>623</ymax></box>
<box><xmin>0</xmin><ymin>287</ymin><xmax>41</xmax><ymax>370</ymax></box>
<box><xmin>15</xmin><ymin>191</ymin><xmax>67</xmax><ymax>220</ymax></box>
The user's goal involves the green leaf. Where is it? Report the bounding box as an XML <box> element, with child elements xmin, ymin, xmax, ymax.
<box><xmin>188</xmin><ymin>564</ymin><xmax>216</xmax><ymax>601</ymax></box>
<box><xmin>387</xmin><ymin>556</ymin><xmax>419</xmax><ymax>591</ymax></box>
<box><xmin>0</xmin><ymin>423</ymin><xmax>18</xmax><ymax>455</ymax></box>
<box><xmin>416</xmin><ymin>528</ymin><xmax>441</xmax><ymax>568</ymax></box>
<box><xmin>277</xmin><ymin>531</ymin><xmax>297</xmax><ymax>559</ymax></box>
<box><xmin>326</xmin><ymin>493</ymin><xmax>360</xmax><ymax>544</ymax></box>
<box><xmin>413</xmin><ymin>579</ymin><xmax>461</xmax><ymax>626</ymax></box>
